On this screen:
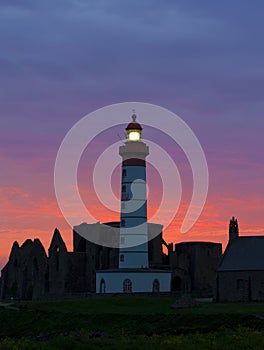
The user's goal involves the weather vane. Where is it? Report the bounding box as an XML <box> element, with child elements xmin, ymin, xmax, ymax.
<box><xmin>132</xmin><ymin>109</ymin><xmax>136</xmax><ymax>121</ymax></box>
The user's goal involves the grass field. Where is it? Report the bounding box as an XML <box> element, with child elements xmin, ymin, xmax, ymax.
<box><xmin>0</xmin><ymin>298</ymin><xmax>264</xmax><ymax>349</ymax></box>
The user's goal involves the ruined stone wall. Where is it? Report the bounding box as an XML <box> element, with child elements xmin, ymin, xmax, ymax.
<box><xmin>0</xmin><ymin>239</ymin><xmax>48</xmax><ymax>300</ymax></box>
<box><xmin>169</xmin><ymin>242</ymin><xmax>222</xmax><ymax>296</ymax></box>
<box><xmin>0</xmin><ymin>225</ymin><xmax>224</xmax><ymax>300</ymax></box>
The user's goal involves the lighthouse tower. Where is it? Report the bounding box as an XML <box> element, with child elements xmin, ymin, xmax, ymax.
<box><xmin>119</xmin><ymin>114</ymin><xmax>149</xmax><ymax>268</ymax></box>
<box><xmin>96</xmin><ymin>113</ymin><xmax>171</xmax><ymax>293</ymax></box>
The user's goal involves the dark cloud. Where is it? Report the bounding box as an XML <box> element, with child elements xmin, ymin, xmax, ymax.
<box><xmin>0</xmin><ymin>0</ymin><xmax>263</xmax><ymax>139</ymax></box>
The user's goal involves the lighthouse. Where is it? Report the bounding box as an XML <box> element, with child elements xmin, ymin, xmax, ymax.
<box><xmin>96</xmin><ymin>113</ymin><xmax>171</xmax><ymax>293</ymax></box>
<box><xmin>119</xmin><ymin>114</ymin><xmax>149</xmax><ymax>268</ymax></box>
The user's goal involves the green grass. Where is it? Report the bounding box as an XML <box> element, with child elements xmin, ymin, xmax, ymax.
<box><xmin>0</xmin><ymin>330</ymin><xmax>264</xmax><ymax>350</ymax></box>
<box><xmin>15</xmin><ymin>297</ymin><xmax>264</xmax><ymax>314</ymax></box>
<box><xmin>0</xmin><ymin>298</ymin><xmax>264</xmax><ymax>349</ymax></box>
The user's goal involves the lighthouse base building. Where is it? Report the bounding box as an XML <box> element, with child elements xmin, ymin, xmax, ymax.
<box><xmin>96</xmin><ymin>269</ymin><xmax>171</xmax><ymax>293</ymax></box>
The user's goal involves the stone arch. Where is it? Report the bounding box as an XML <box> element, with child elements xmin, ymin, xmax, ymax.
<box><xmin>171</xmin><ymin>275</ymin><xmax>182</xmax><ymax>291</ymax></box>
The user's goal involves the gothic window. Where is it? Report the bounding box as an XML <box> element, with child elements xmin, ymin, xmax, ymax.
<box><xmin>152</xmin><ymin>279</ymin><xmax>160</xmax><ymax>292</ymax></box>
<box><xmin>122</xmin><ymin>185</ymin><xmax>126</xmax><ymax>193</ymax></box>
<box><xmin>100</xmin><ymin>279</ymin><xmax>106</xmax><ymax>293</ymax></box>
<box><xmin>120</xmin><ymin>254</ymin><xmax>124</xmax><ymax>262</ymax></box>
<box><xmin>122</xmin><ymin>169</ymin><xmax>127</xmax><ymax>177</ymax></box>
<box><xmin>123</xmin><ymin>278</ymin><xmax>132</xmax><ymax>293</ymax></box>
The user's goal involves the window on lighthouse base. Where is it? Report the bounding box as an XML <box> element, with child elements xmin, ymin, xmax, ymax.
<box><xmin>123</xmin><ymin>278</ymin><xmax>132</xmax><ymax>293</ymax></box>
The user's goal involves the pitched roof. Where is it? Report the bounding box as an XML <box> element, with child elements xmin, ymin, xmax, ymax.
<box><xmin>217</xmin><ymin>236</ymin><xmax>264</xmax><ymax>271</ymax></box>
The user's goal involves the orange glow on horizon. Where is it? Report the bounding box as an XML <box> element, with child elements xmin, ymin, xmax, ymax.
<box><xmin>1</xmin><ymin>183</ymin><xmax>264</xmax><ymax>270</ymax></box>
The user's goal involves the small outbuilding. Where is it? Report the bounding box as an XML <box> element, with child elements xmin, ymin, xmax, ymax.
<box><xmin>216</xmin><ymin>217</ymin><xmax>264</xmax><ymax>302</ymax></box>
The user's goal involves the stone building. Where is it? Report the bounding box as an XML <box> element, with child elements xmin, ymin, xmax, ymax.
<box><xmin>216</xmin><ymin>217</ymin><xmax>264</xmax><ymax>302</ymax></box>
<box><xmin>168</xmin><ymin>241</ymin><xmax>222</xmax><ymax>296</ymax></box>
<box><xmin>0</xmin><ymin>221</ymin><xmax>222</xmax><ymax>299</ymax></box>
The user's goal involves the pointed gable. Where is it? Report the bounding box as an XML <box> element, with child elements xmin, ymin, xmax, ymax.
<box><xmin>48</xmin><ymin>228</ymin><xmax>67</xmax><ymax>254</ymax></box>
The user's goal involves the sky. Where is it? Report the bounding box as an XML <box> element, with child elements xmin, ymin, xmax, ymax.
<box><xmin>1</xmin><ymin>0</ymin><xmax>264</xmax><ymax>268</ymax></box>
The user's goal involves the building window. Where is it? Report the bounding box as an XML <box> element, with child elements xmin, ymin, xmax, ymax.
<box><xmin>120</xmin><ymin>254</ymin><xmax>124</xmax><ymax>262</ymax></box>
<box><xmin>121</xmin><ymin>237</ymin><xmax>125</xmax><ymax>244</ymax></box>
<box><xmin>152</xmin><ymin>279</ymin><xmax>160</xmax><ymax>292</ymax></box>
<box><xmin>237</xmin><ymin>279</ymin><xmax>246</xmax><ymax>289</ymax></box>
<box><xmin>100</xmin><ymin>278</ymin><xmax>106</xmax><ymax>293</ymax></box>
<box><xmin>123</xmin><ymin>278</ymin><xmax>132</xmax><ymax>293</ymax></box>
<box><xmin>122</xmin><ymin>169</ymin><xmax>127</xmax><ymax>177</ymax></box>
<box><xmin>122</xmin><ymin>185</ymin><xmax>126</xmax><ymax>193</ymax></box>
<box><xmin>121</xmin><ymin>219</ymin><xmax>126</xmax><ymax>227</ymax></box>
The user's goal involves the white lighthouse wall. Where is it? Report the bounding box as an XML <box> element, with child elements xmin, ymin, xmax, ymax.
<box><xmin>119</xmin><ymin>250</ymin><xmax>148</xmax><ymax>268</ymax></box>
<box><xmin>120</xmin><ymin>235</ymin><xmax>148</xmax><ymax>248</ymax></box>
<box><xmin>96</xmin><ymin>271</ymin><xmax>171</xmax><ymax>293</ymax></box>
<box><xmin>120</xmin><ymin>222</ymin><xmax>147</xmax><ymax>233</ymax></box>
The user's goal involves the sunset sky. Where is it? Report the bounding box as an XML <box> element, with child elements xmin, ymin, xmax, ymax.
<box><xmin>1</xmin><ymin>0</ymin><xmax>264</xmax><ymax>268</ymax></box>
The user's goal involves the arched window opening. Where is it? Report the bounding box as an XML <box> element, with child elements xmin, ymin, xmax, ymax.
<box><xmin>100</xmin><ymin>278</ymin><xmax>106</xmax><ymax>293</ymax></box>
<box><xmin>152</xmin><ymin>279</ymin><xmax>160</xmax><ymax>292</ymax></box>
<box><xmin>123</xmin><ymin>278</ymin><xmax>132</xmax><ymax>293</ymax></box>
